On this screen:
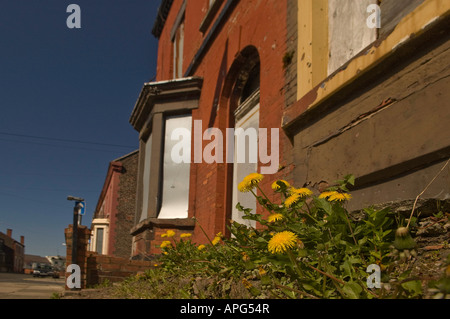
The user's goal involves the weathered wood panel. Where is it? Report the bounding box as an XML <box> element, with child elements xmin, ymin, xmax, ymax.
<box><xmin>380</xmin><ymin>0</ymin><xmax>425</xmax><ymax>37</ymax></box>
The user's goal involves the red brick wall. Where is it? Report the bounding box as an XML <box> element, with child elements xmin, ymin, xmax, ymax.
<box><xmin>86</xmin><ymin>253</ymin><xmax>155</xmax><ymax>286</ymax></box>
<box><xmin>65</xmin><ymin>225</ymin><xmax>156</xmax><ymax>288</ymax></box>
<box><xmin>64</xmin><ymin>225</ymin><xmax>91</xmax><ymax>289</ymax></box>
<box><xmin>113</xmin><ymin>153</ymin><xmax>138</xmax><ymax>258</ymax></box>
<box><xmin>107</xmin><ymin>169</ymin><xmax>120</xmax><ymax>256</ymax></box>
<box><xmin>151</xmin><ymin>228</ymin><xmax>194</xmax><ymax>255</ymax></box>
<box><xmin>151</xmin><ymin>1</ymin><xmax>294</xmax><ymax>247</ymax></box>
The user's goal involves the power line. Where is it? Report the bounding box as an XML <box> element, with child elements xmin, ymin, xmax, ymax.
<box><xmin>0</xmin><ymin>137</ymin><xmax>134</xmax><ymax>154</ymax></box>
<box><xmin>0</xmin><ymin>186</ymin><xmax>99</xmax><ymax>193</ymax></box>
<box><xmin>0</xmin><ymin>131</ymin><xmax>135</xmax><ymax>149</ymax></box>
<box><xmin>0</xmin><ymin>171</ymin><xmax>105</xmax><ymax>178</ymax></box>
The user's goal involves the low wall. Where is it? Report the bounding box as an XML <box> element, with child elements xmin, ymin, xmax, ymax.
<box><xmin>65</xmin><ymin>224</ymin><xmax>155</xmax><ymax>289</ymax></box>
<box><xmin>86</xmin><ymin>253</ymin><xmax>156</xmax><ymax>287</ymax></box>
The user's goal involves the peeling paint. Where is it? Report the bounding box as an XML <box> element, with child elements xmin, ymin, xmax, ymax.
<box><xmin>309</xmin><ymin>98</ymin><xmax>397</xmax><ymax>148</ymax></box>
<box><xmin>284</xmin><ymin>0</ymin><xmax>450</xmax><ymax>133</ymax></box>
<box><xmin>422</xmin><ymin>16</ymin><xmax>440</xmax><ymax>29</ymax></box>
<box><xmin>392</xmin><ymin>35</ymin><xmax>412</xmax><ymax>50</ymax></box>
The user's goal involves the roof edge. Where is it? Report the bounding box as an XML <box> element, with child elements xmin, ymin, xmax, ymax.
<box><xmin>152</xmin><ymin>0</ymin><xmax>174</xmax><ymax>38</ymax></box>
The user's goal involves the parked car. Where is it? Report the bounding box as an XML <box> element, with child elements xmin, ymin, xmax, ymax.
<box><xmin>33</xmin><ymin>264</ymin><xmax>59</xmax><ymax>278</ymax></box>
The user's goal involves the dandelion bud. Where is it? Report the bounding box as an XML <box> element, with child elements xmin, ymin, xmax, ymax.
<box><xmin>258</xmin><ymin>266</ymin><xmax>267</xmax><ymax>277</ymax></box>
<box><xmin>396</xmin><ymin>227</ymin><xmax>409</xmax><ymax>238</ymax></box>
<box><xmin>394</xmin><ymin>227</ymin><xmax>416</xmax><ymax>250</ymax></box>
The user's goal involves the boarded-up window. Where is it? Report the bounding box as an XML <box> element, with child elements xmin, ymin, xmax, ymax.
<box><xmin>328</xmin><ymin>0</ymin><xmax>378</xmax><ymax>75</ymax></box>
<box><xmin>158</xmin><ymin>115</ymin><xmax>192</xmax><ymax>219</ymax></box>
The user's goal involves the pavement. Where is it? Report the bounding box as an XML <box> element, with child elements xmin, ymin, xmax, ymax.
<box><xmin>0</xmin><ymin>272</ymin><xmax>65</xmax><ymax>299</ymax></box>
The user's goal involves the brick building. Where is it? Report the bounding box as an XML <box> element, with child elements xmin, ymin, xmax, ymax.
<box><xmin>0</xmin><ymin>228</ymin><xmax>25</xmax><ymax>273</ymax></box>
<box><xmin>90</xmin><ymin>150</ymin><xmax>139</xmax><ymax>259</ymax></box>
<box><xmin>129</xmin><ymin>0</ymin><xmax>292</xmax><ymax>257</ymax></box>
<box><xmin>282</xmin><ymin>0</ymin><xmax>450</xmax><ymax>210</ymax></box>
<box><xmin>23</xmin><ymin>254</ymin><xmax>51</xmax><ymax>274</ymax></box>
<box><xmin>129</xmin><ymin>0</ymin><xmax>450</xmax><ymax>257</ymax></box>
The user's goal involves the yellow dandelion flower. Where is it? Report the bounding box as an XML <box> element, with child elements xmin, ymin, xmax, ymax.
<box><xmin>318</xmin><ymin>191</ymin><xmax>338</xmax><ymax>199</ymax></box>
<box><xmin>180</xmin><ymin>233</ymin><xmax>192</xmax><ymax>238</ymax></box>
<box><xmin>212</xmin><ymin>236</ymin><xmax>221</xmax><ymax>246</ymax></box>
<box><xmin>161</xmin><ymin>230</ymin><xmax>176</xmax><ymax>238</ymax></box>
<box><xmin>284</xmin><ymin>193</ymin><xmax>301</xmax><ymax>208</ymax></box>
<box><xmin>267</xmin><ymin>213</ymin><xmax>284</xmax><ymax>223</ymax></box>
<box><xmin>290</xmin><ymin>187</ymin><xmax>313</xmax><ymax>197</ymax></box>
<box><xmin>268</xmin><ymin>231</ymin><xmax>298</xmax><ymax>254</ymax></box>
<box><xmin>238</xmin><ymin>173</ymin><xmax>264</xmax><ymax>193</ymax></box>
<box><xmin>271</xmin><ymin>180</ymin><xmax>290</xmax><ymax>191</ymax></box>
<box><xmin>242</xmin><ymin>278</ymin><xmax>252</xmax><ymax>289</ymax></box>
<box><xmin>328</xmin><ymin>192</ymin><xmax>352</xmax><ymax>202</ymax></box>
<box><xmin>166</xmin><ymin>230</ymin><xmax>176</xmax><ymax>237</ymax></box>
<box><xmin>160</xmin><ymin>240</ymin><xmax>172</xmax><ymax>248</ymax></box>
<box><xmin>241</xmin><ymin>252</ymin><xmax>250</xmax><ymax>262</ymax></box>
<box><xmin>198</xmin><ymin>244</ymin><xmax>206</xmax><ymax>251</ymax></box>
<box><xmin>244</xmin><ymin>173</ymin><xmax>264</xmax><ymax>184</ymax></box>
<box><xmin>238</xmin><ymin>180</ymin><xmax>252</xmax><ymax>193</ymax></box>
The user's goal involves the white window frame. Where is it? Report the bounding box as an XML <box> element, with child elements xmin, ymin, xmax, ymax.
<box><xmin>90</xmin><ymin>219</ymin><xmax>109</xmax><ymax>255</ymax></box>
<box><xmin>140</xmin><ymin>134</ymin><xmax>152</xmax><ymax>222</ymax></box>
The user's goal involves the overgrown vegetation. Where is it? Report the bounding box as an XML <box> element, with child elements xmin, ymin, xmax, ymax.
<box><xmin>112</xmin><ymin>174</ymin><xmax>448</xmax><ymax>299</ymax></box>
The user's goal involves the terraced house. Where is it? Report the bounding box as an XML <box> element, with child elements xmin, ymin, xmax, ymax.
<box><xmin>129</xmin><ymin>0</ymin><xmax>450</xmax><ymax>259</ymax></box>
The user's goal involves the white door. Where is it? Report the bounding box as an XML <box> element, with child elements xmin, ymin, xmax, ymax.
<box><xmin>231</xmin><ymin>103</ymin><xmax>259</xmax><ymax>228</ymax></box>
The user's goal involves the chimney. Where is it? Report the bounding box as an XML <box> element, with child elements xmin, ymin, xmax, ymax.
<box><xmin>20</xmin><ymin>236</ymin><xmax>25</xmax><ymax>245</ymax></box>
<box><xmin>7</xmin><ymin>229</ymin><xmax>12</xmax><ymax>237</ymax></box>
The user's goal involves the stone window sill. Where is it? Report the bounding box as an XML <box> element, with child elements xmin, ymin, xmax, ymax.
<box><xmin>130</xmin><ymin>217</ymin><xmax>195</xmax><ymax>236</ymax></box>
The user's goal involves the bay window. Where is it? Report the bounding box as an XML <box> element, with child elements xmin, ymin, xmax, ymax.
<box><xmin>129</xmin><ymin>77</ymin><xmax>202</xmax><ymax>233</ymax></box>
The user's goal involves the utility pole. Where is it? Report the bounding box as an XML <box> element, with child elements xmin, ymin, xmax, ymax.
<box><xmin>72</xmin><ymin>204</ymin><xmax>79</xmax><ymax>266</ymax></box>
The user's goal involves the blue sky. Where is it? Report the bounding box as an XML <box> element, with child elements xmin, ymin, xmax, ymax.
<box><xmin>0</xmin><ymin>1</ymin><xmax>160</xmax><ymax>257</ymax></box>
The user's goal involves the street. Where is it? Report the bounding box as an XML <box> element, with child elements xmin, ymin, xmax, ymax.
<box><xmin>0</xmin><ymin>272</ymin><xmax>65</xmax><ymax>299</ymax></box>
